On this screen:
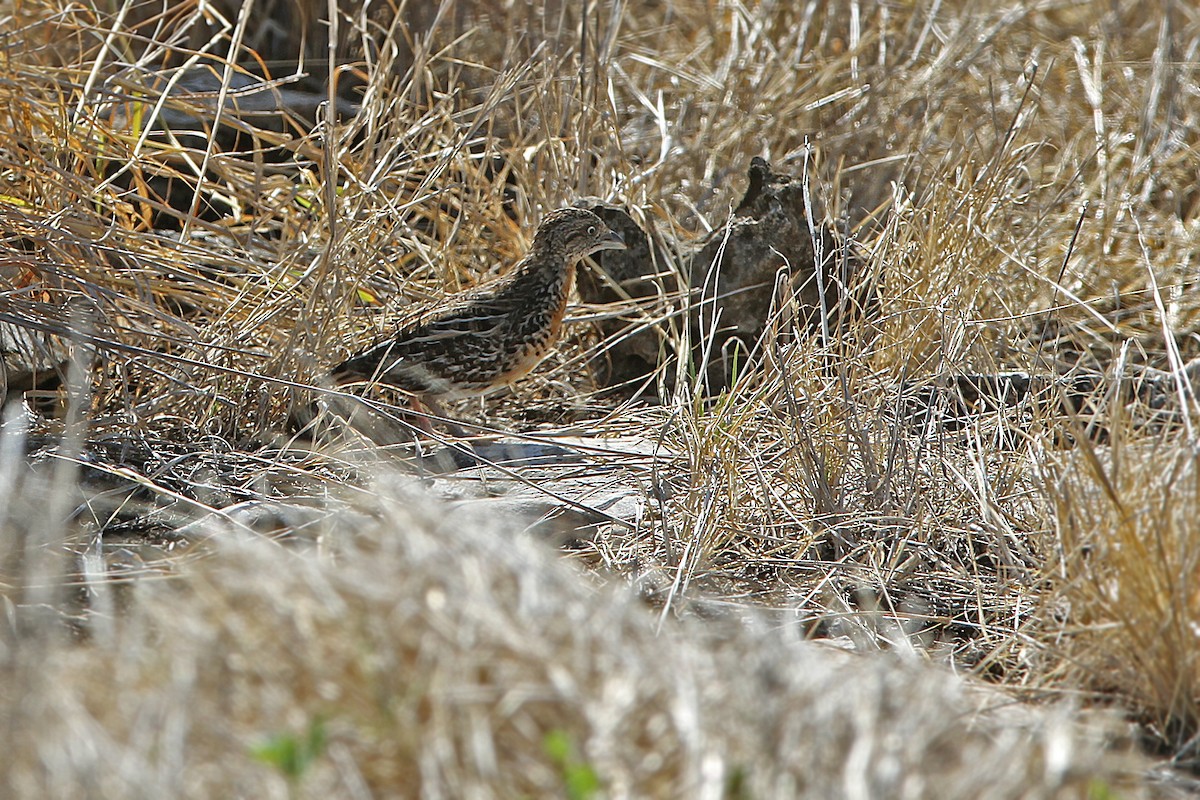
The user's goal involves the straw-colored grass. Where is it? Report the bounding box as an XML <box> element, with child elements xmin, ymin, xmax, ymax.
<box><xmin>1</xmin><ymin>464</ymin><xmax>1133</xmax><ymax>798</ymax></box>
<box><xmin>1</xmin><ymin>0</ymin><xmax>1198</xmax><ymax>794</ymax></box>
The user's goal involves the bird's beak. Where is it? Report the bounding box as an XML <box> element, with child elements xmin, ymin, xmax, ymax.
<box><xmin>596</xmin><ymin>229</ymin><xmax>627</xmax><ymax>251</ymax></box>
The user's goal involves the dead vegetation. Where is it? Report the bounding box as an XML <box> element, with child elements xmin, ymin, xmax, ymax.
<box><xmin>1</xmin><ymin>0</ymin><xmax>1199</xmax><ymax>795</ymax></box>
<box><xmin>1</xmin><ymin>469</ymin><xmax>1129</xmax><ymax>798</ymax></box>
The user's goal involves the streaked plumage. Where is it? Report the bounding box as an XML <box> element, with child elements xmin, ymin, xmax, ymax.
<box><xmin>332</xmin><ymin>208</ymin><xmax>626</xmax><ymax>407</ymax></box>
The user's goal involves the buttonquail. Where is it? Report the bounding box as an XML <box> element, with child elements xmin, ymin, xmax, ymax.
<box><xmin>332</xmin><ymin>207</ymin><xmax>626</xmax><ymax>431</ymax></box>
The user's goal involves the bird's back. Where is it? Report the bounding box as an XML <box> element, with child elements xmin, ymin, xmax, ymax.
<box><xmin>332</xmin><ymin>259</ymin><xmax>571</xmax><ymax>398</ymax></box>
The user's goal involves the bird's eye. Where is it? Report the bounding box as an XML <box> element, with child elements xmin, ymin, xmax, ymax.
<box><xmin>587</xmin><ymin>225</ymin><xmax>597</xmax><ymax>236</ymax></box>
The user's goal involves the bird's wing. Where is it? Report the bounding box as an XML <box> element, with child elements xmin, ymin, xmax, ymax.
<box><xmin>333</xmin><ymin>272</ymin><xmax>528</xmax><ymax>393</ymax></box>
<box><xmin>396</xmin><ymin>291</ymin><xmax>519</xmax><ymax>343</ymax></box>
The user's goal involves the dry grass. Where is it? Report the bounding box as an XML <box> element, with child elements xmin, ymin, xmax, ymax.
<box><xmin>1042</xmin><ymin>426</ymin><xmax>1200</xmax><ymax>760</ymax></box>
<box><xmin>1</xmin><ymin>0</ymin><xmax>1199</xmax><ymax>794</ymax></box>
<box><xmin>0</xmin><ymin>451</ymin><xmax>1134</xmax><ymax>798</ymax></box>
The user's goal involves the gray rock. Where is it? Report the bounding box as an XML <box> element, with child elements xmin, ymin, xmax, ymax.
<box><xmin>573</xmin><ymin>162</ymin><xmax>876</xmax><ymax>398</ymax></box>
<box><xmin>689</xmin><ymin>157</ymin><xmax>872</xmax><ymax>391</ymax></box>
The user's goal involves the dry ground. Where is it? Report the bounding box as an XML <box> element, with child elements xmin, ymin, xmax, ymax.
<box><xmin>1</xmin><ymin>0</ymin><xmax>1198</xmax><ymax>796</ymax></box>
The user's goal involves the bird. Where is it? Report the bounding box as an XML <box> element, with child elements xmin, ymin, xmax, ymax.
<box><xmin>331</xmin><ymin>207</ymin><xmax>627</xmax><ymax>433</ymax></box>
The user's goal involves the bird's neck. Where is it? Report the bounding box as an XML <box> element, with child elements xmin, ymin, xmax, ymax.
<box><xmin>514</xmin><ymin>246</ymin><xmax>568</xmax><ymax>281</ymax></box>
<box><xmin>524</xmin><ymin>238</ymin><xmax>559</xmax><ymax>264</ymax></box>
<box><xmin>506</xmin><ymin>248</ymin><xmax>575</xmax><ymax>307</ymax></box>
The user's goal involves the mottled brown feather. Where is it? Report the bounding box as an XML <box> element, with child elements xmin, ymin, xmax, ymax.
<box><xmin>332</xmin><ymin>207</ymin><xmax>626</xmax><ymax>401</ymax></box>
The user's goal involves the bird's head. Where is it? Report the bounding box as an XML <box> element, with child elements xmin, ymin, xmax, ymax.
<box><xmin>532</xmin><ymin>207</ymin><xmax>626</xmax><ymax>262</ymax></box>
